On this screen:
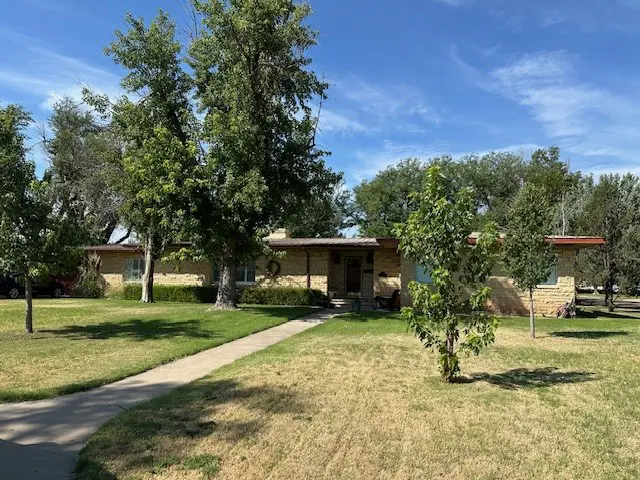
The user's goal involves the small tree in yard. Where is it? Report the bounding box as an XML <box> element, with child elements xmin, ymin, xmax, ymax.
<box><xmin>394</xmin><ymin>166</ymin><xmax>500</xmax><ymax>382</ymax></box>
<box><xmin>503</xmin><ymin>183</ymin><xmax>556</xmax><ymax>339</ymax></box>
<box><xmin>0</xmin><ymin>105</ymin><xmax>80</xmax><ymax>333</ymax></box>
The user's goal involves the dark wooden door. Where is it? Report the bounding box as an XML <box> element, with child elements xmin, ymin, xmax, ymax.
<box><xmin>345</xmin><ymin>257</ymin><xmax>362</xmax><ymax>297</ymax></box>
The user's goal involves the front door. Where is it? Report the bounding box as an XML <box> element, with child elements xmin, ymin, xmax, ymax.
<box><xmin>345</xmin><ymin>257</ymin><xmax>362</xmax><ymax>297</ymax></box>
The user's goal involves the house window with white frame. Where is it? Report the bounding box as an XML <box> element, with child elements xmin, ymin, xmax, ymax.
<box><xmin>124</xmin><ymin>258</ymin><xmax>145</xmax><ymax>282</ymax></box>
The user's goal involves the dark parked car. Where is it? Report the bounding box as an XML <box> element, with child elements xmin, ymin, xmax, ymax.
<box><xmin>0</xmin><ymin>275</ymin><xmax>22</xmax><ymax>299</ymax></box>
<box><xmin>2</xmin><ymin>273</ymin><xmax>66</xmax><ymax>299</ymax></box>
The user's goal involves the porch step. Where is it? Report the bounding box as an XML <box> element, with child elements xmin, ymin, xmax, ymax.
<box><xmin>329</xmin><ymin>298</ymin><xmax>374</xmax><ymax>310</ymax></box>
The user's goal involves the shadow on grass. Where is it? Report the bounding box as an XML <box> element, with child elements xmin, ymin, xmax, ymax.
<box><xmin>471</xmin><ymin>367</ymin><xmax>596</xmax><ymax>390</ymax></box>
<box><xmin>74</xmin><ymin>378</ymin><xmax>306</xmax><ymax>479</ymax></box>
<box><xmin>577</xmin><ymin>309</ymin><xmax>640</xmax><ymax>320</ymax></box>
<box><xmin>41</xmin><ymin>319</ymin><xmax>219</xmax><ymax>341</ymax></box>
<box><xmin>550</xmin><ymin>330</ymin><xmax>629</xmax><ymax>339</ymax></box>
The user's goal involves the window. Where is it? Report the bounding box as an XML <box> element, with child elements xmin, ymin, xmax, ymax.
<box><xmin>124</xmin><ymin>258</ymin><xmax>145</xmax><ymax>282</ymax></box>
<box><xmin>414</xmin><ymin>264</ymin><xmax>433</xmax><ymax>284</ymax></box>
<box><xmin>539</xmin><ymin>266</ymin><xmax>558</xmax><ymax>286</ymax></box>
<box><xmin>213</xmin><ymin>265</ymin><xmax>256</xmax><ymax>284</ymax></box>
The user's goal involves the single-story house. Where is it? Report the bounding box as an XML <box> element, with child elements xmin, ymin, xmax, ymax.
<box><xmin>87</xmin><ymin>230</ymin><xmax>605</xmax><ymax>316</ymax></box>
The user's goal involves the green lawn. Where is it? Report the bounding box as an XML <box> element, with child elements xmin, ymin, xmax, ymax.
<box><xmin>76</xmin><ymin>311</ymin><xmax>640</xmax><ymax>480</ymax></box>
<box><xmin>0</xmin><ymin>299</ymin><xmax>315</xmax><ymax>403</ymax></box>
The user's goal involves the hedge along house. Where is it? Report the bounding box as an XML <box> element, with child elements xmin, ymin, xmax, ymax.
<box><xmin>86</xmin><ymin>230</ymin><xmax>604</xmax><ymax>315</ymax></box>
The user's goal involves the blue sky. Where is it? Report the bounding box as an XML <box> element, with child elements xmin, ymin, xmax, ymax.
<box><xmin>3</xmin><ymin>0</ymin><xmax>640</xmax><ymax>185</ymax></box>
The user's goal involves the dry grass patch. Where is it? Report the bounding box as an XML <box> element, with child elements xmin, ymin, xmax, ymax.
<box><xmin>77</xmin><ymin>313</ymin><xmax>640</xmax><ymax>479</ymax></box>
<box><xmin>0</xmin><ymin>299</ymin><xmax>315</xmax><ymax>402</ymax></box>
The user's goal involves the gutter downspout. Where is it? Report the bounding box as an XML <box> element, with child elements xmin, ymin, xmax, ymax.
<box><xmin>305</xmin><ymin>249</ymin><xmax>311</xmax><ymax>289</ymax></box>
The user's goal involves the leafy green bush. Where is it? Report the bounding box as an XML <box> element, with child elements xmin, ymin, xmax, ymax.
<box><xmin>120</xmin><ymin>284</ymin><xmax>324</xmax><ymax>305</ymax></box>
<box><xmin>239</xmin><ymin>287</ymin><xmax>324</xmax><ymax>305</ymax></box>
<box><xmin>122</xmin><ymin>284</ymin><xmax>219</xmax><ymax>303</ymax></box>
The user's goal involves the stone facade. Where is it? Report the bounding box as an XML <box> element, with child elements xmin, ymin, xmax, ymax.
<box><xmin>95</xmin><ymin>250</ymin><xmax>211</xmax><ymax>292</ymax></box>
<box><xmin>374</xmin><ymin>249</ymin><xmax>401</xmax><ymax>297</ymax></box>
<box><xmin>256</xmin><ymin>249</ymin><xmax>329</xmax><ymax>292</ymax></box>
<box><xmin>92</xmin><ymin>243</ymin><xmax>578</xmax><ymax>315</ymax></box>
<box><xmin>401</xmin><ymin>246</ymin><xmax>576</xmax><ymax>316</ymax></box>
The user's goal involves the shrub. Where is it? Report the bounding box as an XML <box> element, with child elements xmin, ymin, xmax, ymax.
<box><xmin>120</xmin><ymin>284</ymin><xmax>324</xmax><ymax>305</ymax></box>
<box><xmin>74</xmin><ymin>253</ymin><xmax>107</xmax><ymax>299</ymax></box>
<box><xmin>122</xmin><ymin>284</ymin><xmax>219</xmax><ymax>303</ymax></box>
<box><xmin>239</xmin><ymin>287</ymin><xmax>325</xmax><ymax>305</ymax></box>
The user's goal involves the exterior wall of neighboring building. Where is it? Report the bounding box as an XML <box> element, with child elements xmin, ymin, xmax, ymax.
<box><xmin>401</xmin><ymin>246</ymin><xmax>576</xmax><ymax>316</ymax></box>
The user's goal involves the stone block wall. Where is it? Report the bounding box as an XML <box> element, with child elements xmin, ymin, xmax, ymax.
<box><xmin>400</xmin><ymin>247</ymin><xmax>576</xmax><ymax>316</ymax></box>
<box><xmin>256</xmin><ymin>249</ymin><xmax>329</xmax><ymax>292</ymax></box>
<box><xmin>374</xmin><ymin>250</ymin><xmax>401</xmax><ymax>297</ymax></box>
<box><xmin>95</xmin><ymin>250</ymin><xmax>210</xmax><ymax>291</ymax></box>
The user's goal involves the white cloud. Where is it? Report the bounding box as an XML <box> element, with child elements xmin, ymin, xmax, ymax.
<box><xmin>318</xmin><ymin>108</ymin><xmax>371</xmax><ymax>135</ymax></box>
<box><xmin>0</xmin><ymin>30</ymin><xmax>121</xmax><ymax>112</ymax></box>
<box><xmin>335</xmin><ymin>77</ymin><xmax>441</xmax><ymax>125</ymax></box>
<box><xmin>489</xmin><ymin>50</ymin><xmax>640</xmax><ymax>161</ymax></box>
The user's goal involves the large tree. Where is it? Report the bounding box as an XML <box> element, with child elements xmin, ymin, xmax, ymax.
<box><xmin>394</xmin><ymin>166</ymin><xmax>500</xmax><ymax>382</ymax></box>
<box><xmin>188</xmin><ymin>0</ymin><xmax>337</xmax><ymax>308</ymax></box>
<box><xmin>95</xmin><ymin>11</ymin><xmax>198</xmax><ymax>303</ymax></box>
<box><xmin>0</xmin><ymin>105</ymin><xmax>80</xmax><ymax>333</ymax></box>
<box><xmin>572</xmin><ymin>174</ymin><xmax>640</xmax><ymax>308</ymax></box>
<box><xmin>43</xmin><ymin>98</ymin><xmax>124</xmax><ymax>245</ymax></box>
<box><xmin>353</xmin><ymin>158</ymin><xmax>427</xmax><ymax>237</ymax></box>
<box><xmin>502</xmin><ymin>183</ymin><xmax>556</xmax><ymax>339</ymax></box>
<box><xmin>285</xmin><ymin>180</ymin><xmax>352</xmax><ymax>238</ymax></box>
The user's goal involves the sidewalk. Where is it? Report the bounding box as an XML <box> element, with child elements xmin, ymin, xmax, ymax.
<box><xmin>0</xmin><ymin>309</ymin><xmax>340</xmax><ymax>480</ymax></box>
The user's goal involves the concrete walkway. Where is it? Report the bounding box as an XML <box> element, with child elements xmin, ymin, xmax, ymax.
<box><xmin>0</xmin><ymin>309</ymin><xmax>341</xmax><ymax>480</ymax></box>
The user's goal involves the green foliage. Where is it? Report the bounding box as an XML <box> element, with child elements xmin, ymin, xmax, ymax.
<box><xmin>120</xmin><ymin>284</ymin><xmax>323</xmax><ymax>306</ymax></box>
<box><xmin>354</xmin><ymin>158</ymin><xmax>427</xmax><ymax>237</ymax></box>
<box><xmin>239</xmin><ymin>287</ymin><xmax>325</xmax><ymax>305</ymax></box>
<box><xmin>188</xmin><ymin>0</ymin><xmax>337</xmax><ymax>307</ymax></box>
<box><xmin>394</xmin><ymin>166</ymin><xmax>500</xmax><ymax>382</ymax></box>
<box><xmin>353</xmin><ymin>148</ymin><xmax>577</xmax><ymax>236</ymax></box>
<box><xmin>502</xmin><ymin>183</ymin><xmax>556</xmax><ymax>337</ymax></box>
<box><xmin>122</xmin><ymin>284</ymin><xmax>219</xmax><ymax>303</ymax></box>
<box><xmin>0</xmin><ymin>104</ymin><xmax>83</xmax><ymax>332</ymax></box>
<box><xmin>90</xmin><ymin>11</ymin><xmax>199</xmax><ymax>302</ymax></box>
<box><xmin>182</xmin><ymin>454</ymin><xmax>221</xmax><ymax>478</ymax></box>
<box><xmin>570</xmin><ymin>174</ymin><xmax>640</xmax><ymax>302</ymax></box>
<box><xmin>74</xmin><ymin>253</ymin><xmax>107</xmax><ymax>299</ymax></box>
<box><xmin>503</xmin><ymin>183</ymin><xmax>556</xmax><ymax>292</ymax></box>
<box><xmin>43</xmin><ymin>97</ymin><xmax>124</xmax><ymax>245</ymax></box>
<box><xmin>285</xmin><ymin>182</ymin><xmax>354</xmax><ymax>238</ymax></box>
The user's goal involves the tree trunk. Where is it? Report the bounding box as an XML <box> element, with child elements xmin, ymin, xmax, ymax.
<box><xmin>529</xmin><ymin>287</ymin><xmax>536</xmax><ymax>339</ymax></box>
<box><xmin>25</xmin><ymin>275</ymin><xmax>33</xmax><ymax>334</ymax></box>
<box><xmin>215</xmin><ymin>248</ymin><xmax>237</xmax><ymax>309</ymax></box>
<box><xmin>140</xmin><ymin>237</ymin><xmax>155</xmax><ymax>303</ymax></box>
